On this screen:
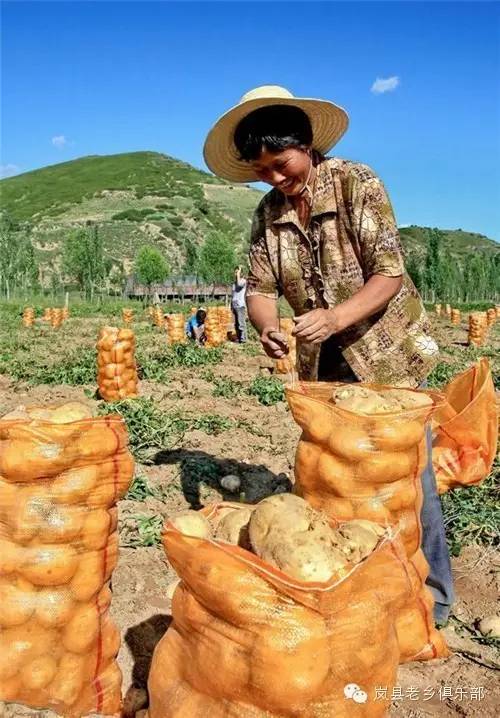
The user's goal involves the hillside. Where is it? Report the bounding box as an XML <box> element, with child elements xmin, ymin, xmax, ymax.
<box><xmin>0</xmin><ymin>151</ymin><xmax>498</xmax><ymax>282</ymax></box>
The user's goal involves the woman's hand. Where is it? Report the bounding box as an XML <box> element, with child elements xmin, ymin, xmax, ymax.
<box><xmin>292</xmin><ymin>308</ymin><xmax>343</xmax><ymax>344</ymax></box>
<box><xmin>260</xmin><ymin>327</ymin><xmax>289</xmax><ymax>359</ymax></box>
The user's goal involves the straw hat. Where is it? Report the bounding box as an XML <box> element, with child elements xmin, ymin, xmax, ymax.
<box><xmin>203</xmin><ymin>85</ymin><xmax>349</xmax><ymax>183</ymax></box>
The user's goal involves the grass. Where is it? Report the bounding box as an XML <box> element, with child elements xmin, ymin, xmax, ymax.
<box><xmin>123</xmin><ymin>514</ymin><xmax>164</xmax><ymax>547</ymax></box>
<box><xmin>211</xmin><ymin>377</ymin><xmax>245</xmax><ymax>398</ymax></box>
<box><xmin>441</xmin><ymin>466</ymin><xmax>499</xmax><ymax>557</ymax></box>
<box><xmin>248</xmin><ymin>375</ymin><xmax>285</xmax><ymax>405</ymax></box>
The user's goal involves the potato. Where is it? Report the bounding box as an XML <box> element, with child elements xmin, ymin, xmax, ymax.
<box><xmin>62</xmin><ymin>601</ymin><xmax>100</xmax><ymax>654</ymax></box>
<box><xmin>49</xmin><ymin>652</ymin><xmax>85</xmax><ymax>705</ymax></box>
<box><xmin>249</xmin><ymin>494</ymin><xmax>313</xmax><ymax>555</ymax></box>
<box><xmin>35</xmin><ymin>586</ymin><xmax>75</xmax><ymax>628</ymax></box>
<box><xmin>8</xmin><ymin>485</ymin><xmax>53</xmax><ymax>543</ymax></box>
<box><xmin>213</xmin><ymin>508</ymin><xmax>252</xmax><ymax>547</ymax></box>
<box><xmin>20</xmin><ymin>654</ymin><xmax>58</xmax><ymax>690</ymax></box>
<box><xmin>478</xmin><ymin>615</ymin><xmax>500</xmax><ymax>638</ymax></box>
<box><xmin>0</xmin><ymin>620</ymin><xmax>59</xmax><ymax>680</ymax></box>
<box><xmin>70</xmin><ymin>549</ymin><xmax>106</xmax><ymax>602</ymax></box>
<box><xmin>0</xmin><ymin>576</ymin><xmax>37</xmax><ymax>627</ymax></box>
<box><xmin>38</xmin><ymin>504</ymin><xmax>84</xmax><ymax>544</ymax></box>
<box><xmin>170</xmin><ymin>510</ymin><xmax>211</xmax><ymax>538</ymax></box>
<box><xmin>336</xmin><ymin>520</ymin><xmax>384</xmax><ymax>562</ymax></box>
<box><xmin>27</xmin><ymin>402</ymin><xmax>93</xmax><ymax>423</ymax></box>
<box><xmin>0</xmin><ymin>672</ymin><xmax>22</xmax><ymax>701</ymax></box>
<box><xmin>249</xmin><ymin>494</ymin><xmax>349</xmax><ymax>582</ymax></box>
<box><xmin>0</xmin><ymin>537</ymin><xmax>20</xmax><ymax>574</ymax></box>
<box><xmin>81</xmin><ymin>507</ymin><xmax>112</xmax><ymax>550</ymax></box>
<box><xmin>384</xmin><ymin>389</ymin><xmax>433</xmax><ymax>410</ymax></box>
<box><xmin>51</xmin><ymin>465</ymin><xmax>98</xmax><ymax>504</ymax></box>
<box><xmin>332</xmin><ymin>385</ymin><xmax>401</xmax><ymax>414</ymax></box>
<box><xmin>21</xmin><ymin>544</ymin><xmax>78</xmax><ymax>586</ymax></box>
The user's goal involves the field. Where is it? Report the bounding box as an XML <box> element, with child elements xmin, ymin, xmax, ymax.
<box><xmin>0</xmin><ymin>300</ymin><xmax>498</xmax><ymax>718</ymax></box>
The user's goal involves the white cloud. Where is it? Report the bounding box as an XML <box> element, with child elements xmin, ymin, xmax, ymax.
<box><xmin>371</xmin><ymin>76</ymin><xmax>400</xmax><ymax>94</ymax></box>
<box><xmin>52</xmin><ymin>135</ymin><xmax>68</xmax><ymax>148</ymax></box>
<box><xmin>0</xmin><ymin>164</ymin><xmax>20</xmax><ymax>178</ymax></box>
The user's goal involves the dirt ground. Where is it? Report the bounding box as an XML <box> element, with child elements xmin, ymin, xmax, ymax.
<box><xmin>0</xmin><ymin>315</ymin><xmax>498</xmax><ymax>718</ymax></box>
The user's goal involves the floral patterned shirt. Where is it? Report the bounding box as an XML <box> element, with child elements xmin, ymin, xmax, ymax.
<box><xmin>247</xmin><ymin>154</ymin><xmax>439</xmax><ymax>387</ymax></box>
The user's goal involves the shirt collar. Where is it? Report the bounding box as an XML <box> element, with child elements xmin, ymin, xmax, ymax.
<box><xmin>270</xmin><ymin>152</ymin><xmax>338</xmax><ymax>228</ymax></box>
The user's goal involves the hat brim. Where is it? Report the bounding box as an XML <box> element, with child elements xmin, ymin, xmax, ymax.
<box><xmin>203</xmin><ymin>96</ymin><xmax>349</xmax><ymax>183</ymax></box>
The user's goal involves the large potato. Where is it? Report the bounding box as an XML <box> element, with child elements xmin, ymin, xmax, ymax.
<box><xmin>213</xmin><ymin>507</ymin><xmax>252</xmax><ymax>548</ymax></box>
<box><xmin>249</xmin><ymin>494</ymin><xmax>349</xmax><ymax>582</ymax></box>
<box><xmin>384</xmin><ymin>389</ymin><xmax>433</xmax><ymax>410</ymax></box>
<box><xmin>170</xmin><ymin>510</ymin><xmax>211</xmax><ymax>539</ymax></box>
<box><xmin>332</xmin><ymin>386</ymin><xmax>401</xmax><ymax>414</ymax></box>
<box><xmin>336</xmin><ymin>520</ymin><xmax>385</xmax><ymax>563</ymax></box>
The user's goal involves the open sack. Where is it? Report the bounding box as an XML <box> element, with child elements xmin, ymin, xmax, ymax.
<box><xmin>148</xmin><ymin>503</ymin><xmax>422</xmax><ymax>718</ymax></box>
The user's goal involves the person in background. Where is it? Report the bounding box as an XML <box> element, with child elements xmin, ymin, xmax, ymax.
<box><xmin>231</xmin><ymin>266</ymin><xmax>247</xmax><ymax>343</ymax></box>
<box><xmin>203</xmin><ymin>85</ymin><xmax>453</xmax><ymax>625</ymax></box>
<box><xmin>186</xmin><ymin>308</ymin><xmax>206</xmax><ymax>344</ymax></box>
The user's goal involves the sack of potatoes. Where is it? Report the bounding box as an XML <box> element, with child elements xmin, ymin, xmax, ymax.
<box><xmin>147</xmin><ymin>495</ymin><xmax>414</xmax><ymax>718</ymax></box>
<box><xmin>0</xmin><ymin>401</ymin><xmax>134</xmax><ymax>717</ymax></box>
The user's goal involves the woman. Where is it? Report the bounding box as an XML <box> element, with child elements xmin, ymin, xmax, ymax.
<box><xmin>203</xmin><ymin>85</ymin><xmax>453</xmax><ymax>623</ymax></box>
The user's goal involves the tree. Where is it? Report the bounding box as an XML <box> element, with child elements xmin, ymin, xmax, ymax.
<box><xmin>134</xmin><ymin>245</ymin><xmax>170</xmax><ymax>302</ymax></box>
<box><xmin>198</xmin><ymin>232</ymin><xmax>235</xmax><ymax>293</ymax></box>
<box><xmin>0</xmin><ymin>212</ymin><xmax>38</xmax><ymax>298</ymax></box>
<box><xmin>63</xmin><ymin>223</ymin><xmax>106</xmax><ymax>300</ymax></box>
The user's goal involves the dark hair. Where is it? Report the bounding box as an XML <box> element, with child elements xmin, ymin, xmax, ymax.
<box><xmin>234</xmin><ymin>105</ymin><xmax>313</xmax><ymax>162</ymax></box>
<box><xmin>196</xmin><ymin>309</ymin><xmax>206</xmax><ymax>323</ymax></box>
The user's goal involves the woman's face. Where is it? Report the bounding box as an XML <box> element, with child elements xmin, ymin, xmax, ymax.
<box><xmin>250</xmin><ymin>147</ymin><xmax>312</xmax><ymax>195</ymax></box>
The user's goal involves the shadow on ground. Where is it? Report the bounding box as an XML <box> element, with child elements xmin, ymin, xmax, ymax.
<box><xmin>154</xmin><ymin>447</ymin><xmax>292</xmax><ymax>508</ymax></box>
<box><xmin>122</xmin><ymin>613</ymin><xmax>172</xmax><ymax>716</ymax></box>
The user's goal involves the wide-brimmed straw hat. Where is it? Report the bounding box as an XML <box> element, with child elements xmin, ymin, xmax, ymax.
<box><xmin>203</xmin><ymin>85</ymin><xmax>349</xmax><ymax>183</ymax></box>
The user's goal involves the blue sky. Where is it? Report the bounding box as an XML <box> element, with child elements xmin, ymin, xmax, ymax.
<box><xmin>2</xmin><ymin>1</ymin><xmax>499</xmax><ymax>239</ymax></box>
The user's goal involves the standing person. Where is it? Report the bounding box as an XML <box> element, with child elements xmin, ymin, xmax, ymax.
<box><xmin>231</xmin><ymin>266</ymin><xmax>247</xmax><ymax>343</ymax></box>
<box><xmin>204</xmin><ymin>85</ymin><xmax>453</xmax><ymax>624</ymax></box>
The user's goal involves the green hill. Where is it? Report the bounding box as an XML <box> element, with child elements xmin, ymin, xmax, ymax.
<box><xmin>1</xmin><ymin>151</ymin><xmax>498</xmax><ymax>285</ymax></box>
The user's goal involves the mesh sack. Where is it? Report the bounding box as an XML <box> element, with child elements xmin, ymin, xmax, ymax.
<box><xmin>432</xmin><ymin>358</ymin><xmax>498</xmax><ymax>493</ymax></box>
<box><xmin>286</xmin><ymin>382</ymin><xmax>449</xmax><ymax>663</ymax></box>
<box><xmin>97</xmin><ymin>326</ymin><xmax>139</xmax><ymax>401</ymax></box>
<box><xmin>0</xmin><ymin>404</ymin><xmax>134</xmax><ymax>717</ymax></box>
<box><xmin>148</xmin><ymin>503</ymin><xmax>416</xmax><ymax>718</ymax></box>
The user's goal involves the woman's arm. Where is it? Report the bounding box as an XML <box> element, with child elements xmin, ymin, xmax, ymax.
<box><xmin>292</xmin><ymin>274</ymin><xmax>402</xmax><ymax>343</ymax></box>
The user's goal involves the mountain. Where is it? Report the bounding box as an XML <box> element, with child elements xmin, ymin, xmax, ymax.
<box><xmin>1</xmin><ymin>151</ymin><xmax>498</xmax><ymax>282</ymax></box>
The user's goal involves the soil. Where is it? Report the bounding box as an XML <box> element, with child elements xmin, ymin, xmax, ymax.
<box><xmin>0</xmin><ymin>315</ymin><xmax>498</xmax><ymax>718</ymax></box>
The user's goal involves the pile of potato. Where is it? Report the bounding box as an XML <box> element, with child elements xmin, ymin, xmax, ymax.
<box><xmin>468</xmin><ymin>312</ymin><xmax>488</xmax><ymax>346</ymax></box>
<box><xmin>0</xmin><ymin>401</ymin><xmax>134</xmax><ymax>716</ymax></box>
<box><xmin>274</xmin><ymin>318</ymin><xmax>297</xmax><ymax>375</ymax></box>
<box><xmin>204</xmin><ymin>308</ymin><xmax>226</xmax><ymax>347</ymax></box>
<box><xmin>42</xmin><ymin>307</ymin><xmax>52</xmax><ymax>322</ymax></box>
<box><xmin>434</xmin><ymin>303</ymin><xmax>441</xmax><ymax>316</ymax></box>
<box><xmin>122</xmin><ymin>308</ymin><xmax>133</xmax><ymax>324</ymax></box>
<box><xmin>51</xmin><ymin>308</ymin><xmax>64</xmax><ymax>329</ymax></box>
<box><xmin>165</xmin><ymin>314</ymin><xmax>186</xmax><ymax>345</ymax></box>
<box><xmin>97</xmin><ymin>326</ymin><xmax>138</xmax><ymax>401</ymax></box>
<box><xmin>486</xmin><ymin>307</ymin><xmax>496</xmax><ymax>326</ymax></box>
<box><xmin>444</xmin><ymin>303</ymin><xmax>452</xmax><ymax>318</ymax></box>
<box><xmin>216</xmin><ymin>306</ymin><xmax>233</xmax><ymax>339</ymax></box>
<box><xmin>152</xmin><ymin>307</ymin><xmax>164</xmax><ymax>328</ymax></box>
<box><xmin>170</xmin><ymin>494</ymin><xmax>386</xmax><ymax>583</ymax></box>
<box><xmin>450</xmin><ymin>308</ymin><xmax>461</xmax><ymax>325</ymax></box>
<box><xmin>22</xmin><ymin>307</ymin><xmax>35</xmax><ymax>328</ymax></box>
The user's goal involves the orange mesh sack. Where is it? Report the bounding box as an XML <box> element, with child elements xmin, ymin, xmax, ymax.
<box><xmin>205</xmin><ymin>308</ymin><xmax>226</xmax><ymax>347</ymax></box>
<box><xmin>433</xmin><ymin>359</ymin><xmax>498</xmax><ymax>494</ymax></box>
<box><xmin>0</xmin><ymin>402</ymin><xmax>134</xmax><ymax>717</ymax></box>
<box><xmin>148</xmin><ymin>502</ymin><xmax>415</xmax><ymax>718</ymax></box>
<box><xmin>286</xmin><ymin>383</ymin><xmax>449</xmax><ymax>663</ymax></box>
<box><xmin>22</xmin><ymin>308</ymin><xmax>35</xmax><ymax>328</ymax></box>
<box><xmin>97</xmin><ymin>326</ymin><xmax>139</xmax><ymax>401</ymax></box>
<box><xmin>165</xmin><ymin>314</ymin><xmax>186</xmax><ymax>345</ymax></box>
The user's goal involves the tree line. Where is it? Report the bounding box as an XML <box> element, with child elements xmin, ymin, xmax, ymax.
<box><xmin>1</xmin><ymin>213</ymin><xmax>498</xmax><ymax>302</ymax></box>
<box><xmin>405</xmin><ymin>228</ymin><xmax>500</xmax><ymax>303</ymax></box>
